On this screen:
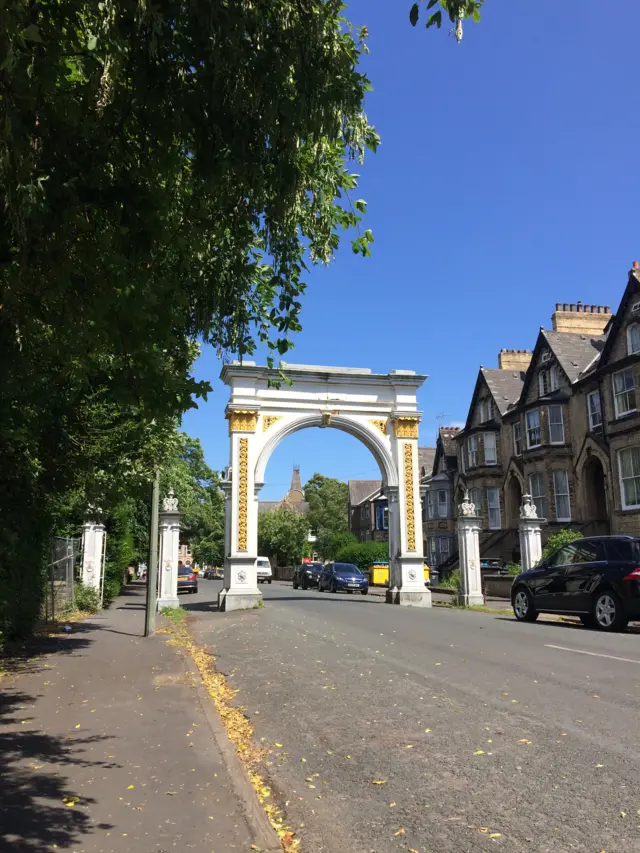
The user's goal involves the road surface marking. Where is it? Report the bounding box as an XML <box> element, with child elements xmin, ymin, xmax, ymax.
<box><xmin>545</xmin><ymin>644</ymin><xmax>640</xmax><ymax>664</ymax></box>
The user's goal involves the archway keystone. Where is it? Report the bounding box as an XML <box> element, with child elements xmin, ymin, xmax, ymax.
<box><xmin>218</xmin><ymin>362</ymin><xmax>431</xmax><ymax>612</ymax></box>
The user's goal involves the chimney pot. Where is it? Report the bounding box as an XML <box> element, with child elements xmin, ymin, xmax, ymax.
<box><xmin>633</xmin><ymin>260</ymin><xmax>640</xmax><ymax>270</ymax></box>
<box><xmin>556</xmin><ymin>303</ymin><xmax>561</xmax><ymax>311</ymax></box>
<box><xmin>606</xmin><ymin>305</ymin><xmax>611</xmax><ymax>312</ymax></box>
<box><xmin>570</xmin><ymin>303</ymin><xmax>576</xmax><ymax>311</ymax></box>
<box><xmin>563</xmin><ymin>303</ymin><xmax>569</xmax><ymax>311</ymax></box>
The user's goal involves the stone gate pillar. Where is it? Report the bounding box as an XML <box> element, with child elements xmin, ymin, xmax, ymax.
<box><xmin>157</xmin><ymin>490</ymin><xmax>182</xmax><ymax>611</ymax></box>
<box><xmin>81</xmin><ymin>520</ymin><xmax>106</xmax><ymax>594</ymax></box>
<box><xmin>519</xmin><ymin>495</ymin><xmax>545</xmax><ymax>571</ymax></box>
<box><xmin>457</xmin><ymin>491</ymin><xmax>484</xmax><ymax>607</ymax></box>
<box><xmin>219</xmin><ymin>409</ymin><xmax>262</xmax><ymax>612</ymax></box>
<box><xmin>386</xmin><ymin>416</ymin><xmax>431</xmax><ymax>607</ymax></box>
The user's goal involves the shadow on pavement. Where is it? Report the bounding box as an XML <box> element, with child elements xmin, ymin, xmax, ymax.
<box><xmin>494</xmin><ymin>616</ymin><xmax>640</xmax><ymax>634</ymax></box>
<box><xmin>0</xmin><ymin>686</ymin><xmax>115</xmax><ymax>852</ymax></box>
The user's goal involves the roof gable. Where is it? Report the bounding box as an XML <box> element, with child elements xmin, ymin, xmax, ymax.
<box><xmin>520</xmin><ymin>327</ymin><xmax>605</xmax><ymax>402</ymax></box>
<box><xmin>348</xmin><ymin>479</ymin><xmax>382</xmax><ymax>507</ymax></box>
<box><xmin>597</xmin><ymin>267</ymin><xmax>640</xmax><ymax>369</ymax></box>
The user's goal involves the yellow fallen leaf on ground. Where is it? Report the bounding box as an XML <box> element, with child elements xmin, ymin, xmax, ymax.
<box><xmin>394</xmin><ymin>828</ymin><xmax>406</xmax><ymax>836</ymax></box>
<box><xmin>75</xmin><ymin>724</ymin><xmax>81</xmax><ymax>729</ymax></box>
<box><xmin>518</xmin><ymin>739</ymin><xmax>532</xmax><ymax>745</ymax></box>
<box><xmin>406</xmin><ymin>744</ymin><xmax>414</xmax><ymax>749</ymax></box>
<box><xmin>424</xmin><ymin>729</ymin><xmax>431</xmax><ymax>733</ymax></box>
<box><xmin>275</xmin><ymin>743</ymin><xmax>283</xmax><ymax>748</ymax></box>
<box><xmin>595</xmin><ymin>763</ymin><xmax>604</xmax><ymax>768</ymax></box>
<box><xmin>389</xmin><ymin>802</ymin><xmax>396</xmax><ymax>807</ymax></box>
<box><xmin>371</xmin><ymin>780</ymin><xmax>386</xmax><ymax>785</ymax></box>
<box><xmin>489</xmin><ymin>832</ymin><xmax>502</xmax><ymax>838</ymax></box>
<box><xmin>474</xmin><ymin>750</ymin><xmax>486</xmax><ymax>756</ymax></box>
<box><xmin>409</xmin><ymin>848</ymin><xmax>419</xmax><ymax>853</ymax></box>
<box><xmin>127</xmin><ymin>785</ymin><xmax>134</xmax><ymax>790</ymax></box>
<box><xmin>63</xmin><ymin>796</ymin><xmax>80</xmax><ymax>807</ymax></box>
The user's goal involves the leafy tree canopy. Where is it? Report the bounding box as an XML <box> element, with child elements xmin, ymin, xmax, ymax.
<box><xmin>409</xmin><ymin>0</ymin><xmax>485</xmax><ymax>41</ymax></box>
<box><xmin>304</xmin><ymin>474</ymin><xmax>349</xmax><ymax>558</ymax></box>
<box><xmin>258</xmin><ymin>507</ymin><xmax>310</xmax><ymax>568</ymax></box>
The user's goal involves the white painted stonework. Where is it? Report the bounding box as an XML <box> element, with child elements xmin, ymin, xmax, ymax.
<box><xmin>156</xmin><ymin>492</ymin><xmax>182</xmax><ymax>611</ymax></box>
<box><xmin>519</xmin><ymin>495</ymin><xmax>545</xmax><ymax>572</ymax></box>
<box><xmin>81</xmin><ymin>522</ymin><xmax>106</xmax><ymax>595</ymax></box>
<box><xmin>220</xmin><ymin>362</ymin><xmax>431</xmax><ymax>612</ymax></box>
<box><xmin>457</xmin><ymin>493</ymin><xmax>484</xmax><ymax>607</ymax></box>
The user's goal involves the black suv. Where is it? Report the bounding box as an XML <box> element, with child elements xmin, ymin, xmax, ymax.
<box><xmin>511</xmin><ymin>535</ymin><xmax>640</xmax><ymax>631</ymax></box>
<box><xmin>292</xmin><ymin>562</ymin><xmax>324</xmax><ymax>590</ymax></box>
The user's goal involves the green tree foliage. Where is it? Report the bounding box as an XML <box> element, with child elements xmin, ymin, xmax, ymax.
<box><xmin>409</xmin><ymin>0</ymin><xmax>485</xmax><ymax>40</ymax></box>
<box><xmin>304</xmin><ymin>474</ymin><xmax>350</xmax><ymax>558</ymax></box>
<box><xmin>541</xmin><ymin>528</ymin><xmax>582</xmax><ymax>563</ymax></box>
<box><xmin>335</xmin><ymin>540</ymin><xmax>389</xmax><ymax>572</ymax></box>
<box><xmin>0</xmin><ymin>0</ymin><xmax>377</xmax><ymax>641</ymax></box>
<box><xmin>259</xmin><ymin>508</ymin><xmax>310</xmax><ymax>567</ymax></box>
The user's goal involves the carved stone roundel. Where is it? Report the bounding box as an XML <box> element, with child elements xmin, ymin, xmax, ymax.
<box><xmin>408</xmin><ymin>569</ymin><xmax>417</xmax><ymax>581</ymax></box>
<box><xmin>237</xmin><ymin>570</ymin><xmax>247</xmax><ymax>583</ymax></box>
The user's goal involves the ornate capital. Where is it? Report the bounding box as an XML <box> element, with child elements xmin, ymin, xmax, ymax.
<box><xmin>403</xmin><ymin>443</ymin><xmax>417</xmax><ymax>551</ymax></box>
<box><xmin>520</xmin><ymin>494</ymin><xmax>538</xmax><ymax>519</ymax></box>
<box><xmin>162</xmin><ymin>489</ymin><xmax>179</xmax><ymax>512</ymax></box>
<box><xmin>369</xmin><ymin>418</ymin><xmax>388</xmax><ymax>435</ymax></box>
<box><xmin>392</xmin><ymin>416</ymin><xmax>420</xmax><ymax>439</ymax></box>
<box><xmin>458</xmin><ymin>489</ymin><xmax>476</xmax><ymax>517</ymax></box>
<box><xmin>262</xmin><ymin>415</ymin><xmax>282</xmax><ymax>432</ymax></box>
<box><xmin>227</xmin><ymin>409</ymin><xmax>259</xmax><ymax>434</ymax></box>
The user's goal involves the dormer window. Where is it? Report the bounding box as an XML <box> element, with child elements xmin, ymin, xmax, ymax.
<box><xmin>478</xmin><ymin>399</ymin><xmax>494</xmax><ymax>423</ymax></box>
<box><xmin>627</xmin><ymin>323</ymin><xmax>640</xmax><ymax>355</ymax></box>
<box><xmin>539</xmin><ymin>366</ymin><xmax>559</xmax><ymax>397</ymax></box>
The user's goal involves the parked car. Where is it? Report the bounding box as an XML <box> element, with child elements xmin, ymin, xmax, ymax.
<box><xmin>511</xmin><ymin>535</ymin><xmax>640</xmax><ymax>631</ymax></box>
<box><xmin>256</xmin><ymin>556</ymin><xmax>273</xmax><ymax>584</ymax></box>
<box><xmin>177</xmin><ymin>565</ymin><xmax>198</xmax><ymax>594</ymax></box>
<box><xmin>202</xmin><ymin>567</ymin><xmax>216</xmax><ymax>579</ymax></box>
<box><xmin>318</xmin><ymin>562</ymin><xmax>368</xmax><ymax>595</ymax></box>
<box><xmin>293</xmin><ymin>562</ymin><xmax>324</xmax><ymax>589</ymax></box>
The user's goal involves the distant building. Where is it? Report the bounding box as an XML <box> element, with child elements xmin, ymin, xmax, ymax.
<box><xmin>423</xmin><ymin>428</ymin><xmax>459</xmax><ymax>568</ymax></box>
<box><xmin>348</xmin><ymin>446</ymin><xmax>435</xmax><ymax>544</ymax></box>
<box><xmin>258</xmin><ymin>465</ymin><xmax>310</xmax><ymax>516</ymax></box>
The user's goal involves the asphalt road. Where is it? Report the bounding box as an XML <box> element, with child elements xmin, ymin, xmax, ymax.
<box><xmin>184</xmin><ymin>579</ymin><xmax>640</xmax><ymax>853</ymax></box>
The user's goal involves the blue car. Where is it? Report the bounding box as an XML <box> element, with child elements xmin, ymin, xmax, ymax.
<box><xmin>318</xmin><ymin>562</ymin><xmax>369</xmax><ymax>595</ymax></box>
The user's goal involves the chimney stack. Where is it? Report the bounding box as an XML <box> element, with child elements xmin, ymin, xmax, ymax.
<box><xmin>498</xmin><ymin>349</ymin><xmax>533</xmax><ymax>371</ymax></box>
<box><xmin>551</xmin><ymin>302</ymin><xmax>612</xmax><ymax>335</ymax></box>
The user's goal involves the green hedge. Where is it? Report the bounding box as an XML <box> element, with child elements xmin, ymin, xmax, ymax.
<box><xmin>334</xmin><ymin>540</ymin><xmax>389</xmax><ymax>571</ymax></box>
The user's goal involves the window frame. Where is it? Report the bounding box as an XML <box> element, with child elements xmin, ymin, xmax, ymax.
<box><xmin>613</xmin><ymin>367</ymin><xmax>637</xmax><ymax>418</ymax></box>
<box><xmin>552</xmin><ymin>469</ymin><xmax>571</xmax><ymax>522</ymax></box>
<box><xmin>469</xmin><ymin>487</ymin><xmax>482</xmax><ymax>514</ymax></box>
<box><xmin>467</xmin><ymin>434</ymin><xmax>478</xmax><ymax>467</ymax></box>
<box><xmin>427</xmin><ymin>491</ymin><xmax>435</xmax><ymax>519</ymax></box>
<box><xmin>526</xmin><ymin>409</ymin><xmax>541</xmax><ymax>449</ymax></box>
<box><xmin>587</xmin><ymin>390</ymin><xmax>602</xmax><ymax>431</ymax></box>
<box><xmin>437</xmin><ymin>536</ymin><xmax>450</xmax><ymax>560</ymax></box>
<box><xmin>627</xmin><ymin>323</ymin><xmax>640</xmax><ymax>356</ymax></box>
<box><xmin>513</xmin><ymin>422</ymin><xmax>522</xmax><ymax>456</ymax></box>
<box><xmin>486</xmin><ymin>487</ymin><xmax>501</xmax><ymax>530</ymax></box>
<box><xmin>548</xmin><ymin>405</ymin><xmax>565</xmax><ymax>445</ymax></box>
<box><xmin>618</xmin><ymin>446</ymin><xmax>640</xmax><ymax>510</ymax></box>
<box><xmin>437</xmin><ymin>490</ymin><xmax>448</xmax><ymax>518</ymax></box>
<box><xmin>538</xmin><ymin>369</ymin><xmax>549</xmax><ymax>397</ymax></box>
<box><xmin>528</xmin><ymin>472</ymin><xmax>547</xmax><ymax>519</ymax></box>
<box><xmin>483</xmin><ymin>431</ymin><xmax>497</xmax><ymax>465</ymax></box>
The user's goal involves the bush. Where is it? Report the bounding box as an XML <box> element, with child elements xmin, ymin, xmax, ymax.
<box><xmin>74</xmin><ymin>583</ymin><xmax>101</xmax><ymax>613</ymax></box>
<box><xmin>505</xmin><ymin>562</ymin><xmax>521</xmax><ymax>576</ymax></box>
<box><xmin>102</xmin><ymin>575</ymin><xmax>123</xmax><ymax>608</ymax></box>
<box><xmin>541</xmin><ymin>528</ymin><xmax>581</xmax><ymax>563</ymax></box>
<box><xmin>335</xmin><ymin>540</ymin><xmax>389</xmax><ymax>571</ymax></box>
<box><xmin>439</xmin><ymin>569</ymin><xmax>460</xmax><ymax>590</ymax></box>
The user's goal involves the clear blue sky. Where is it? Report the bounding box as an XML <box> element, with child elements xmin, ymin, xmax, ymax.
<box><xmin>183</xmin><ymin>0</ymin><xmax>640</xmax><ymax>500</ymax></box>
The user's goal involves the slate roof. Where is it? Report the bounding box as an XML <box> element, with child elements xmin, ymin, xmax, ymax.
<box><xmin>418</xmin><ymin>446</ymin><xmax>436</xmax><ymax>477</ymax></box>
<box><xmin>348</xmin><ymin>480</ymin><xmax>382</xmax><ymax>507</ymax></box>
<box><xmin>542</xmin><ymin>330</ymin><xmax>606</xmax><ymax>383</ymax></box>
<box><xmin>258</xmin><ymin>498</ymin><xmax>310</xmax><ymax>515</ymax></box>
<box><xmin>481</xmin><ymin>368</ymin><xmax>526</xmax><ymax>414</ymax></box>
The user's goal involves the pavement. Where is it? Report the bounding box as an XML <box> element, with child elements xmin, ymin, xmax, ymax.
<box><xmin>185</xmin><ymin>578</ymin><xmax>640</xmax><ymax>853</ymax></box>
<box><xmin>0</xmin><ymin>584</ymin><xmax>272</xmax><ymax>853</ymax></box>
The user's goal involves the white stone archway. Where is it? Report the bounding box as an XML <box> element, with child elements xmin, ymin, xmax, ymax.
<box><xmin>218</xmin><ymin>362</ymin><xmax>431</xmax><ymax>612</ymax></box>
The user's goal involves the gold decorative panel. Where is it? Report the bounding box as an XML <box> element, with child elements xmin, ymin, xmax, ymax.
<box><xmin>393</xmin><ymin>416</ymin><xmax>420</xmax><ymax>439</ymax></box>
<box><xmin>369</xmin><ymin>419</ymin><xmax>388</xmax><ymax>435</ymax></box>
<box><xmin>262</xmin><ymin>415</ymin><xmax>281</xmax><ymax>432</ymax></box>
<box><xmin>237</xmin><ymin>438</ymin><xmax>248</xmax><ymax>551</ymax></box>
<box><xmin>227</xmin><ymin>410</ymin><xmax>258</xmax><ymax>434</ymax></box>
<box><xmin>403</xmin><ymin>442</ymin><xmax>416</xmax><ymax>551</ymax></box>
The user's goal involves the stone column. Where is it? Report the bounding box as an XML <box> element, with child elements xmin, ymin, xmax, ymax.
<box><xmin>81</xmin><ymin>521</ymin><xmax>106</xmax><ymax>595</ymax></box>
<box><xmin>519</xmin><ymin>494</ymin><xmax>546</xmax><ymax>571</ymax></box>
<box><xmin>219</xmin><ymin>409</ymin><xmax>262</xmax><ymax>612</ymax></box>
<box><xmin>457</xmin><ymin>491</ymin><xmax>484</xmax><ymax>607</ymax></box>
<box><xmin>386</xmin><ymin>417</ymin><xmax>431</xmax><ymax>607</ymax></box>
<box><xmin>156</xmin><ymin>490</ymin><xmax>182</xmax><ymax>611</ymax></box>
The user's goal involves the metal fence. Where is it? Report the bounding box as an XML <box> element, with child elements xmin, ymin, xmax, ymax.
<box><xmin>44</xmin><ymin>537</ymin><xmax>81</xmax><ymax>621</ymax></box>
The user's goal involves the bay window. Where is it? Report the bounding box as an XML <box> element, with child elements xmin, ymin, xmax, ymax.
<box><xmin>548</xmin><ymin>405</ymin><xmax>565</xmax><ymax>444</ymax></box>
<box><xmin>484</xmin><ymin>432</ymin><xmax>497</xmax><ymax>465</ymax></box>
<box><xmin>528</xmin><ymin>472</ymin><xmax>547</xmax><ymax>519</ymax></box>
<box><xmin>613</xmin><ymin>367</ymin><xmax>637</xmax><ymax>417</ymax></box>
<box><xmin>468</xmin><ymin>434</ymin><xmax>478</xmax><ymax>467</ymax></box>
<box><xmin>553</xmin><ymin>470</ymin><xmax>571</xmax><ymax>521</ymax></box>
<box><xmin>618</xmin><ymin>447</ymin><xmax>640</xmax><ymax>509</ymax></box>
<box><xmin>587</xmin><ymin>391</ymin><xmax>602</xmax><ymax>431</ymax></box>
<box><xmin>487</xmin><ymin>488</ymin><xmax>501</xmax><ymax>529</ymax></box>
<box><xmin>437</xmin><ymin>490</ymin><xmax>448</xmax><ymax>518</ymax></box>
<box><xmin>526</xmin><ymin>409</ymin><xmax>541</xmax><ymax>448</ymax></box>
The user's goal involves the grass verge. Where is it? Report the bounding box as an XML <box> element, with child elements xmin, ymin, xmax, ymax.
<box><xmin>161</xmin><ymin>612</ymin><xmax>299</xmax><ymax>851</ymax></box>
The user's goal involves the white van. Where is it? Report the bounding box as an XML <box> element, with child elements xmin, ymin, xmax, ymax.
<box><xmin>256</xmin><ymin>557</ymin><xmax>273</xmax><ymax>584</ymax></box>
